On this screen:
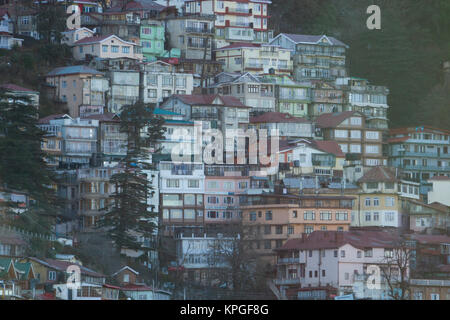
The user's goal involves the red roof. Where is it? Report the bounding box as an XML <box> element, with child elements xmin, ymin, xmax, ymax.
<box><xmin>216</xmin><ymin>42</ymin><xmax>261</xmax><ymax>50</ymax></box>
<box><xmin>410</xmin><ymin>234</ymin><xmax>450</xmax><ymax>245</ymax></box>
<box><xmin>387</xmin><ymin>136</ymin><xmax>410</xmax><ymax>144</ymax></box>
<box><xmin>0</xmin><ymin>9</ymin><xmax>10</xmax><ymax>19</ymax></box>
<box><xmin>172</xmin><ymin>94</ymin><xmax>250</xmax><ymax>108</ymax></box>
<box><xmin>0</xmin><ymin>83</ymin><xmax>35</xmax><ymax>92</ymax></box>
<box><xmin>312</xmin><ymin>140</ymin><xmax>344</xmax><ymax>157</ymax></box>
<box><xmin>73</xmin><ymin>34</ymin><xmax>113</xmax><ymax>45</ymax></box>
<box><xmin>358</xmin><ymin>166</ymin><xmax>398</xmax><ymax>183</ymax></box>
<box><xmin>38</xmin><ymin>114</ymin><xmax>69</xmax><ymax>124</ymax></box>
<box><xmin>250</xmin><ymin>112</ymin><xmax>309</xmax><ymax>124</ymax></box>
<box><xmin>315</xmin><ymin>111</ymin><xmax>358</xmax><ymax>128</ymax></box>
<box><xmin>29</xmin><ymin>257</ymin><xmax>105</xmax><ymax>278</ymax></box>
<box><xmin>276</xmin><ymin>230</ymin><xmax>400</xmax><ymax>251</ymax></box>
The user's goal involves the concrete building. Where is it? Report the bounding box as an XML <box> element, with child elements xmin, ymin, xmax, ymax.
<box><xmin>427</xmin><ymin>176</ymin><xmax>450</xmax><ymax>206</ymax></box>
<box><xmin>140</xmin><ymin>19</ymin><xmax>166</xmax><ymax>61</ymax></box>
<box><xmin>0</xmin><ymin>8</ymin><xmax>22</xmax><ymax>49</ymax></box>
<box><xmin>215</xmin><ymin>43</ymin><xmax>292</xmax><ymax>75</ymax></box>
<box><xmin>309</xmin><ymin>81</ymin><xmax>345</xmax><ymax>119</ymax></box>
<box><xmin>269</xmin><ymin>33</ymin><xmax>348</xmax><ymax>82</ymax></box>
<box><xmin>249</xmin><ymin>112</ymin><xmax>314</xmax><ymax>140</ymax></box>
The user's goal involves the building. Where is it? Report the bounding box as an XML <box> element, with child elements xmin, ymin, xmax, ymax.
<box><xmin>387</xmin><ymin>126</ymin><xmax>450</xmax><ymax>195</ymax></box>
<box><xmin>249</xmin><ymin>112</ymin><xmax>314</xmax><ymax>140</ymax></box>
<box><xmin>269</xmin><ymin>33</ymin><xmax>348</xmax><ymax>82</ymax></box>
<box><xmin>410</xmin><ymin>279</ymin><xmax>450</xmax><ymax>300</ymax></box>
<box><xmin>309</xmin><ymin>81</ymin><xmax>344</xmax><ymax>118</ymax></box>
<box><xmin>164</xmin><ymin>14</ymin><xmax>215</xmax><ymax>60</ymax></box>
<box><xmin>315</xmin><ymin>111</ymin><xmax>386</xmax><ymax>167</ymax></box>
<box><xmin>183</xmin><ymin>0</ymin><xmax>273</xmax><ymax>48</ymax></box>
<box><xmin>274</xmin><ymin>230</ymin><xmax>404</xmax><ymax>299</ymax></box>
<box><xmin>336</xmin><ymin>77</ymin><xmax>390</xmax><ymax>130</ymax></box>
<box><xmin>402</xmin><ymin>200</ymin><xmax>449</xmax><ymax>234</ymax></box>
<box><xmin>142</xmin><ymin>60</ymin><xmax>194</xmax><ymax>104</ymax></box>
<box><xmin>107</xmin><ymin>69</ymin><xmax>140</xmax><ymax>114</ymax></box>
<box><xmin>61</xmin><ymin>27</ymin><xmax>95</xmax><ymax>46</ymax></box>
<box><xmin>209</xmin><ymin>72</ymin><xmax>276</xmax><ymax>114</ymax></box>
<box><xmin>240</xmin><ymin>193</ymin><xmax>354</xmax><ymax>264</ymax></box>
<box><xmin>352</xmin><ymin>166</ymin><xmax>403</xmax><ymax>229</ymax></box>
<box><xmin>260</xmin><ymin>74</ymin><xmax>311</xmax><ymax>118</ymax></box>
<box><xmin>158</xmin><ymin>161</ymin><xmax>205</xmax><ymax>236</ymax></box>
<box><xmin>0</xmin><ymin>83</ymin><xmax>40</xmax><ymax>108</ymax></box>
<box><xmin>215</xmin><ymin>43</ymin><xmax>292</xmax><ymax>75</ymax></box>
<box><xmin>72</xmin><ymin>34</ymin><xmax>144</xmax><ymax>61</ymax></box>
<box><xmin>45</xmin><ymin>65</ymin><xmax>107</xmax><ymax>118</ymax></box>
<box><xmin>140</xmin><ymin>19</ymin><xmax>166</xmax><ymax>61</ymax></box>
<box><xmin>277</xmin><ymin>139</ymin><xmax>345</xmax><ymax>178</ymax></box>
<box><xmin>0</xmin><ymin>8</ymin><xmax>22</xmax><ymax>49</ymax></box>
<box><xmin>427</xmin><ymin>176</ymin><xmax>450</xmax><ymax>206</ymax></box>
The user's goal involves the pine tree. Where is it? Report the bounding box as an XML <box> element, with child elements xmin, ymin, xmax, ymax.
<box><xmin>0</xmin><ymin>91</ymin><xmax>60</xmax><ymax>245</ymax></box>
<box><xmin>100</xmin><ymin>101</ymin><xmax>165</xmax><ymax>255</ymax></box>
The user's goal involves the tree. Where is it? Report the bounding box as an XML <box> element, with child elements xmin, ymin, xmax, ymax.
<box><xmin>0</xmin><ymin>91</ymin><xmax>61</xmax><ymax>256</ymax></box>
<box><xmin>100</xmin><ymin>102</ymin><xmax>165</xmax><ymax>256</ymax></box>
<box><xmin>380</xmin><ymin>240</ymin><xmax>413</xmax><ymax>300</ymax></box>
<box><xmin>36</xmin><ymin>0</ymin><xmax>67</xmax><ymax>45</ymax></box>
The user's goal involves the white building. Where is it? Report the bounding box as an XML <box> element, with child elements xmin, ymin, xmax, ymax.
<box><xmin>427</xmin><ymin>176</ymin><xmax>450</xmax><ymax>206</ymax></box>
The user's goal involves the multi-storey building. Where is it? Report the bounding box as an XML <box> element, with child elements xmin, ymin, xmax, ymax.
<box><xmin>183</xmin><ymin>0</ymin><xmax>273</xmax><ymax>48</ymax></box>
<box><xmin>240</xmin><ymin>193</ymin><xmax>354</xmax><ymax>264</ymax></box>
<box><xmin>309</xmin><ymin>81</ymin><xmax>344</xmax><ymax>118</ymax></box>
<box><xmin>159</xmin><ymin>161</ymin><xmax>205</xmax><ymax>236</ymax></box>
<box><xmin>45</xmin><ymin>65</ymin><xmax>108</xmax><ymax>118</ymax></box>
<box><xmin>142</xmin><ymin>60</ymin><xmax>194</xmax><ymax>104</ymax></box>
<box><xmin>269</xmin><ymin>33</ymin><xmax>348</xmax><ymax>82</ymax></box>
<box><xmin>209</xmin><ymin>72</ymin><xmax>276</xmax><ymax>114</ymax></box>
<box><xmin>315</xmin><ymin>111</ymin><xmax>386</xmax><ymax>167</ymax></box>
<box><xmin>387</xmin><ymin>126</ymin><xmax>450</xmax><ymax>190</ymax></box>
<box><xmin>204</xmin><ymin>164</ymin><xmax>249</xmax><ymax>227</ymax></box>
<box><xmin>0</xmin><ymin>83</ymin><xmax>40</xmax><ymax>108</ymax></box>
<box><xmin>140</xmin><ymin>19</ymin><xmax>166</xmax><ymax>61</ymax></box>
<box><xmin>427</xmin><ymin>176</ymin><xmax>450</xmax><ymax>206</ymax></box>
<box><xmin>336</xmin><ymin>77</ymin><xmax>390</xmax><ymax>130</ymax></box>
<box><xmin>164</xmin><ymin>14</ymin><xmax>215</xmax><ymax>60</ymax></box>
<box><xmin>249</xmin><ymin>112</ymin><xmax>314</xmax><ymax>140</ymax></box>
<box><xmin>107</xmin><ymin>69</ymin><xmax>140</xmax><ymax>114</ymax></box>
<box><xmin>72</xmin><ymin>34</ymin><xmax>143</xmax><ymax>61</ymax></box>
<box><xmin>402</xmin><ymin>199</ymin><xmax>449</xmax><ymax>234</ymax></box>
<box><xmin>260</xmin><ymin>74</ymin><xmax>311</xmax><ymax>118</ymax></box>
<box><xmin>215</xmin><ymin>43</ymin><xmax>292</xmax><ymax>75</ymax></box>
<box><xmin>0</xmin><ymin>8</ymin><xmax>22</xmax><ymax>49</ymax></box>
<box><xmin>274</xmin><ymin>230</ymin><xmax>403</xmax><ymax>299</ymax></box>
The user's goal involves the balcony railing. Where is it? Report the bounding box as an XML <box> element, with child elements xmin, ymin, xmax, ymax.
<box><xmin>185</xmin><ymin>27</ymin><xmax>214</xmax><ymax>34</ymax></box>
<box><xmin>191</xmin><ymin>112</ymin><xmax>218</xmax><ymax>119</ymax></box>
<box><xmin>274</xmin><ymin>278</ymin><xmax>302</xmax><ymax>285</ymax></box>
<box><xmin>277</xmin><ymin>257</ymin><xmax>301</xmax><ymax>264</ymax></box>
<box><xmin>403</xmin><ymin>165</ymin><xmax>449</xmax><ymax>171</ymax></box>
<box><xmin>393</xmin><ymin>151</ymin><xmax>450</xmax><ymax>159</ymax></box>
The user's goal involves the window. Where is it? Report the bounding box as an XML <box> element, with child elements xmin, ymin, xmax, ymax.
<box><xmin>335</xmin><ymin>212</ymin><xmax>348</xmax><ymax>221</ymax></box>
<box><xmin>248</xmin><ymin>85</ymin><xmax>259</xmax><ymax>93</ymax></box>
<box><xmin>188</xmin><ymin>180</ymin><xmax>199</xmax><ymax>188</ymax></box>
<box><xmin>364</xmin><ymin>249</ymin><xmax>373</xmax><ymax>257</ymax></box>
<box><xmin>123</xmin><ymin>274</ymin><xmax>130</xmax><ymax>283</ymax></box>
<box><xmin>335</xmin><ymin>130</ymin><xmax>348</xmax><ymax>138</ymax></box>
<box><xmin>365</xmin><ymin>212</ymin><xmax>371</xmax><ymax>221</ymax></box>
<box><xmin>166</xmin><ymin>179</ymin><xmax>179</xmax><ymax>188</ymax></box>
<box><xmin>293</xmin><ymin>210</ymin><xmax>298</xmax><ymax>218</ymax></box>
<box><xmin>320</xmin><ymin>212</ymin><xmax>332</xmax><ymax>220</ymax></box>
<box><xmin>111</xmin><ymin>45</ymin><xmax>119</xmax><ymax>53</ymax></box>
<box><xmin>334</xmin><ymin>250</ymin><xmax>338</xmax><ymax>257</ymax></box>
<box><xmin>207</xmin><ymin>196</ymin><xmax>219</xmax><ymax>204</ymax></box>
<box><xmin>305</xmin><ymin>226</ymin><xmax>314</xmax><ymax>234</ymax></box>
<box><xmin>147</xmin><ymin>89</ymin><xmax>157</xmax><ymax>98</ymax></box>
<box><xmin>340</xmin><ymin>250</ymin><xmax>345</xmax><ymax>258</ymax></box>
<box><xmin>264</xmin><ymin>225</ymin><xmax>271</xmax><ymax>235</ymax></box>
<box><xmin>264</xmin><ymin>240</ymin><xmax>271</xmax><ymax>249</ymax></box>
<box><xmin>385</xmin><ymin>182</ymin><xmax>394</xmax><ymax>190</ymax></box>
<box><xmin>385</xmin><ymin>197</ymin><xmax>395</xmax><ymax>207</ymax></box>
<box><xmin>275</xmin><ymin>225</ymin><xmax>283</xmax><ymax>234</ymax></box>
<box><xmin>350</xmin><ymin>117</ymin><xmax>362</xmax><ymax>126</ymax></box>
<box><xmin>351</xmin><ymin>130</ymin><xmax>361</xmax><ymax>139</ymax></box>
<box><xmin>373</xmin><ymin>212</ymin><xmax>379</xmax><ymax>221</ymax></box>
<box><xmin>366</xmin><ymin>131</ymin><xmax>379</xmax><ymax>140</ymax></box>
<box><xmin>350</xmin><ymin>144</ymin><xmax>361</xmax><ymax>153</ymax></box>
<box><xmin>288</xmin><ymin>226</ymin><xmax>294</xmax><ymax>235</ymax></box>
<box><xmin>385</xmin><ymin>212</ymin><xmax>395</xmax><ymax>222</ymax></box>
<box><xmin>365</xmin><ymin>198</ymin><xmax>371</xmax><ymax>206</ymax></box>
<box><xmin>384</xmin><ymin>249</ymin><xmax>394</xmax><ymax>258</ymax></box>
<box><xmin>430</xmin><ymin>293</ymin><xmax>440</xmax><ymax>300</ymax></box>
<box><xmin>366</xmin><ymin>145</ymin><xmax>379</xmax><ymax>154</ymax></box>
<box><xmin>367</xmin><ymin>182</ymin><xmax>378</xmax><ymax>189</ymax></box>
<box><xmin>265</xmin><ymin>211</ymin><xmax>272</xmax><ymax>220</ymax></box>
<box><xmin>249</xmin><ymin>212</ymin><xmax>256</xmax><ymax>221</ymax></box>
<box><xmin>122</xmin><ymin>46</ymin><xmax>130</xmax><ymax>53</ymax></box>
<box><xmin>357</xmin><ymin>251</ymin><xmax>362</xmax><ymax>258</ymax></box>
<box><xmin>373</xmin><ymin>198</ymin><xmax>380</xmax><ymax>206</ymax></box>
<box><xmin>48</xmin><ymin>271</ymin><xmax>57</xmax><ymax>281</ymax></box>
<box><xmin>304</xmin><ymin>211</ymin><xmax>315</xmax><ymax>220</ymax></box>
<box><xmin>207</xmin><ymin>211</ymin><xmax>218</xmax><ymax>219</ymax></box>
<box><xmin>322</xmin><ymin>270</ymin><xmax>326</xmax><ymax>277</ymax></box>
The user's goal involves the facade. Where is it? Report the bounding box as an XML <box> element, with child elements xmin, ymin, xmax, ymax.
<box><xmin>387</xmin><ymin>126</ymin><xmax>450</xmax><ymax>194</ymax></box>
<box><xmin>315</xmin><ymin>111</ymin><xmax>386</xmax><ymax>167</ymax></box>
<box><xmin>45</xmin><ymin>65</ymin><xmax>107</xmax><ymax>118</ymax></box>
<box><xmin>209</xmin><ymin>72</ymin><xmax>276</xmax><ymax>114</ymax></box>
<box><xmin>0</xmin><ymin>83</ymin><xmax>40</xmax><ymax>108</ymax></box>
<box><xmin>274</xmin><ymin>230</ymin><xmax>403</xmax><ymax>299</ymax></box>
<box><xmin>142</xmin><ymin>60</ymin><xmax>194</xmax><ymax>104</ymax></box>
<box><xmin>0</xmin><ymin>9</ymin><xmax>22</xmax><ymax>49</ymax></box>
<box><xmin>427</xmin><ymin>176</ymin><xmax>450</xmax><ymax>206</ymax></box>
<box><xmin>107</xmin><ymin>69</ymin><xmax>140</xmax><ymax>114</ymax></box>
<box><xmin>336</xmin><ymin>77</ymin><xmax>390</xmax><ymax>130</ymax></box>
<box><xmin>269</xmin><ymin>33</ymin><xmax>348</xmax><ymax>82</ymax></box>
<box><xmin>410</xmin><ymin>279</ymin><xmax>450</xmax><ymax>300</ymax></box>
<box><xmin>241</xmin><ymin>193</ymin><xmax>353</xmax><ymax>263</ymax></box>
<box><xmin>403</xmin><ymin>199</ymin><xmax>449</xmax><ymax>234</ymax></box>
<box><xmin>183</xmin><ymin>0</ymin><xmax>273</xmax><ymax>48</ymax></box>
<box><xmin>159</xmin><ymin>161</ymin><xmax>205</xmax><ymax>236</ymax></box>
<box><xmin>309</xmin><ymin>81</ymin><xmax>344</xmax><ymax>118</ymax></box>
<box><xmin>215</xmin><ymin>43</ymin><xmax>292</xmax><ymax>75</ymax></box>
<box><xmin>140</xmin><ymin>19</ymin><xmax>166</xmax><ymax>61</ymax></box>
<box><xmin>260</xmin><ymin>75</ymin><xmax>311</xmax><ymax>118</ymax></box>
<box><xmin>249</xmin><ymin>112</ymin><xmax>314</xmax><ymax>140</ymax></box>
<box><xmin>164</xmin><ymin>14</ymin><xmax>215</xmax><ymax>60</ymax></box>
<box><xmin>61</xmin><ymin>27</ymin><xmax>95</xmax><ymax>46</ymax></box>
<box><xmin>72</xmin><ymin>34</ymin><xmax>143</xmax><ymax>61</ymax></box>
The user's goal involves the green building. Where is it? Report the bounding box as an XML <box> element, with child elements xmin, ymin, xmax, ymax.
<box><xmin>140</xmin><ymin>21</ymin><xmax>166</xmax><ymax>61</ymax></box>
<box><xmin>261</xmin><ymin>75</ymin><xmax>311</xmax><ymax>118</ymax></box>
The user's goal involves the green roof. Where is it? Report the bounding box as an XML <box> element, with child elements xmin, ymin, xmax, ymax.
<box><xmin>0</xmin><ymin>258</ymin><xmax>13</xmax><ymax>279</ymax></box>
<box><xmin>154</xmin><ymin>108</ymin><xmax>182</xmax><ymax>116</ymax></box>
<box><xmin>14</xmin><ymin>262</ymin><xmax>32</xmax><ymax>280</ymax></box>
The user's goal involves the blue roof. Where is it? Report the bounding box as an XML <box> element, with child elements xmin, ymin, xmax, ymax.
<box><xmin>47</xmin><ymin>65</ymin><xmax>104</xmax><ymax>77</ymax></box>
<box><xmin>164</xmin><ymin>120</ymin><xmax>194</xmax><ymax>125</ymax></box>
<box><xmin>154</xmin><ymin>108</ymin><xmax>182</xmax><ymax>116</ymax></box>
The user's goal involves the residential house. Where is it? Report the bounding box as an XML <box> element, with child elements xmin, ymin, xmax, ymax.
<box><xmin>387</xmin><ymin>126</ymin><xmax>450</xmax><ymax>196</ymax></box>
<box><xmin>142</xmin><ymin>60</ymin><xmax>194</xmax><ymax>104</ymax></box>
<box><xmin>410</xmin><ymin>279</ymin><xmax>450</xmax><ymax>300</ymax></box>
<box><xmin>0</xmin><ymin>258</ymin><xmax>36</xmax><ymax>298</ymax></box>
<box><xmin>61</xmin><ymin>27</ymin><xmax>95</xmax><ymax>46</ymax></box>
<box><xmin>209</xmin><ymin>72</ymin><xmax>276</xmax><ymax>114</ymax></box>
<box><xmin>215</xmin><ymin>43</ymin><xmax>292</xmax><ymax>75</ymax></box>
<box><xmin>164</xmin><ymin>14</ymin><xmax>215</xmax><ymax>60</ymax></box>
<box><xmin>183</xmin><ymin>0</ymin><xmax>273</xmax><ymax>48</ymax></box>
<box><xmin>0</xmin><ymin>231</ymin><xmax>26</xmax><ymax>258</ymax></box>
<box><xmin>309</xmin><ymin>81</ymin><xmax>344</xmax><ymax>118</ymax></box>
<box><xmin>240</xmin><ymin>193</ymin><xmax>354</xmax><ymax>264</ymax></box>
<box><xmin>72</xmin><ymin>34</ymin><xmax>143</xmax><ymax>61</ymax></box>
<box><xmin>140</xmin><ymin>19</ymin><xmax>166</xmax><ymax>61</ymax></box>
<box><xmin>0</xmin><ymin>9</ymin><xmax>22</xmax><ymax>49</ymax></box>
<box><xmin>352</xmin><ymin>166</ymin><xmax>403</xmax><ymax>229</ymax></box>
<box><xmin>45</xmin><ymin>65</ymin><xmax>107</xmax><ymax>118</ymax></box>
<box><xmin>260</xmin><ymin>74</ymin><xmax>311</xmax><ymax>118</ymax></box>
<box><xmin>402</xmin><ymin>200</ymin><xmax>449</xmax><ymax>234</ymax></box>
<box><xmin>427</xmin><ymin>176</ymin><xmax>450</xmax><ymax>207</ymax></box>
<box><xmin>274</xmin><ymin>230</ymin><xmax>404</xmax><ymax>299</ymax></box>
<box><xmin>249</xmin><ymin>112</ymin><xmax>314</xmax><ymax>140</ymax></box>
<box><xmin>336</xmin><ymin>77</ymin><xmax>390</xmax><ymax>130</ymax></box>
<box><xmin>269</xmin><ymin>33</ymin><xmax>348</xmax><ymax>82</ymax></box>
<box><xmin>315</xmin><ymin>111</ymin><xmax>386</xmax><ymax>167</ymax></box>
<box><xmin>0</xmin><ymin>83</ymin><xmax>40</xmax><ymax>108</ymax></box>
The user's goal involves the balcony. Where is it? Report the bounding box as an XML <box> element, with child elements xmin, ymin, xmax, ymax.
<box><xmin>403</xmin><ymin>165</ymin><xmax>449</xmax><ymax>172</ymax></box>
<box><xmin>191</xmin><ymin>112</ymin><xmax>218</xmax><ymax>119</ymax></box>
<box><xmin>274</xmin><ymin>278</ymin><xmax>302</xmax><ymax>285</ymax></box>
<box><xmin>185</xmin><ymin>27</ymin><xmax>214</xmax><ymax>34</ymax></box>
<box><xmin>277</xmin><ymin>257</ymin><xmax>301</xmax><ymax>264</ymax></box>
<box><xmin>260</xmin><ymin>51</ymin><xmax>278</xmax><ymax>58</ymax></box>
<box><xmin>393</xmin><ymin>151</ymin><xmax>450</xmax><ymax>159</ymax></box>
